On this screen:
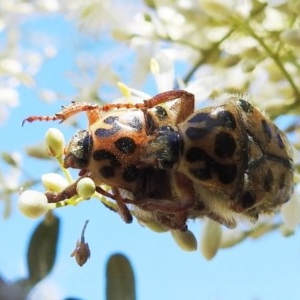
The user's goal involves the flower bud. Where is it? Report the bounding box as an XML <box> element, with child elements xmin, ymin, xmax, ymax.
<box><xmin>220</xmin><ymin>230</ymin><xmax>247</xmax><ymax>248</ymax></box>
<box><xmin>199</xmin><ymin>0</ymin><xmax>241</xmax><ymax>21</ymax></box>
<box><xmin>26</xmin><ymin>143</ymin><xmax>49</xmax><ymax>159</ymax></box>
<box><xmin>142</xmin><ymin>221</ymin><xmax>168</xmax><ymax>233</ymax></box>
<box><xmin>241</xmin><ymin>59</ymin><xmax>256</xmax><ymax>73</ymax></box>
<box><xmin>18</xmin><ymin>190</ymin><xmax>49</xmax><ymax>218</ymax></box>
<box><xmin>76</xmin><ymin>177</ymin><xmax>96</xmax><ymax>199</ymax></box>
<box><xmin>42</xmin><ymin>173</ymin><xmax>69</xmax><ymax>192</ymax></box>
<box><xmin>71</xmin><ymin>220</ymin><xmax>90</xmax><ymax>266</ymax></box>
<box><xmin>171</xmin><ymin>229</ymin><xmax>197</xmax><ymax>251</ymax></box>
<box><xmin>200</xmin><ymin>218</ymin><xmax>221</xmax><ymax>260</ymax></box>
<box><xmin>288</xmin><ymin>0</ymin><xmax>300</xmax><ymax>16</ymax></box>
<box><xmin>71</xmin><ymin>241</ymin><xmax>90</xmax><ymax>267</ymax></box>
<box><xmin>281</xmin><ymin>192</ymin><xmax>300</xmax><ymax>230</ymax></box>
<box><xmin>45</xmin><ymin>128</ymin><xmax>65</xmax><ymax>157</ymax></box>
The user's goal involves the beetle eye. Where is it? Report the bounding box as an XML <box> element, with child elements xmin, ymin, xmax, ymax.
<box><xmin>64</xmin><ymin>130</ymin><xmax>93</xmax><ymax>169</ymax></box>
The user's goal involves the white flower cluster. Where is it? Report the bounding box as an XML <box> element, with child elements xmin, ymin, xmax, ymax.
<box><xmin>18</xmin><ymin>127</ymin><xmax>96</xmax><ymax>219</ymax></box>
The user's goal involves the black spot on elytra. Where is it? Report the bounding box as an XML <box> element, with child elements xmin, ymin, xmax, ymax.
<box><xmin>276</xmin><ymin>131</ymin><xmax>285</xmax><ymax>149</ymax></box>
<box><xmin>82</xmin><ymin>134</ymin><xmax>93</xmax><ymax>152</ymax></box>
<box><xmin>279</xmin><ymin>173</ymin><xmax>286</xmax><ymax>190</ymax></box>
<box><xmin>186</xmin><ymin>147</ymin><xmax>237</xmax><ymax>184</ymax></box>
<box><xmin>188</xmin><ymin>111</ymin><xmax>237</xmax><ymax>130</ymax></box>
<box><xmin>214</xmin><ymin>132</ymin><xmax>236</xmax><ymax>158</ymax></box>
<box><xmin>93</xmin><ymin>149</ymin><xmax>120</xmax><ymax>167</ymax></box>
<box><xmin>155</xmin><ymin>106</ymin><xmax>168</xmax><ymax>120</ymax></box>
<box><xmin>185</xmin><ymin>147</ymin><xmax>207</xmax><ymax>163</ymax></box>
<box><xmin>238</xmin><ymin>99</ymin><xmax>253</xmax><ymax>113</ymax></box>
<box><xmin>261</xmin><ymin>119</ymin><xmax>272</xmax><ymax>141</ymax></box>
<box><xmin>188</xmin><ymin>112</ymin><xmax>208</xmax><ymax>123</ymax></box>
<box><xmin>263</xmin><ymin>169</ymin><xmax>274</xmax><ymax>192</ymax></box>
<box><xmin>128</xmin><ymin>116</ymin><xmax>143</xmax><ymax>131</ymax></box>
<box><xmin>122</xmin><ymin>164</ymin><xmax>139</xmax><ymax>182</ymax></box>
<box><xmin>213</xmin><ymin>111</ymin><xmax>237</xmax><ymax>130</ymax></box>
<box><xmin>145</xmin><ymin>113</ymin><xmax>155</xmax><ymax>135</ymax></box>
<box><xmin>186</xmin><ymin>110</ymin><xmax>236</xmax><ymax>142</ymax></box>
<box><xmin>99</xmin><ymin>165</ymin><xmax>115</xmax><ymax>178</ymax></box>
<box><xmin>241</xmin><ymin>191</ymin><xmax>256</xmax><ymax>209</ymax></box>
<box><xmin>153</xmin><ymin>126</ymin><xmax>182</xmax><ymax>169</ymax></box>
<box><xmin>95</xmin><ymin>116</ymin><xmax>121</xmax><ymax>138</ymax></box>
<box><xmin>216</xmin><ymin>164</ymin><xmax>237</xmax><ymax>184</ymax></box>
<box><xmin>190</xmin><ymin>168</ymin><xmax>212</xmax><ymax>180</ymax></box>
<box><xmin>114</xmin><ymin>137</ymin><xmax>136</xmax><ymax>154</ymax></box>
<box><xmin>186</xmin><ymin>127</ymin><xmax>209</xmax><ymax>140</ymax></box>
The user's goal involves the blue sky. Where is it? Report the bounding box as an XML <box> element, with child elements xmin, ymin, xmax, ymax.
<box><xmin>1</xmin><ymin>12</ymin><xmax>300</xmax><ymax>300</ymax></box>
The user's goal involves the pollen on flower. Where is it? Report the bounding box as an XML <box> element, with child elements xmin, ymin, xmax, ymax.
<box><xmin>18</xmin><ymin>190</ymin><xmax>49</xmax><ymax>218</ymax></box>
<box><xmin>45</xmin><ymin>127</ymin><xmax>65</xmax><ymax>157</ymax></box>
<box><xmin>76</xmin><ymin>177</ymin><xmax>96</xmax><ymax>199</ymax></box>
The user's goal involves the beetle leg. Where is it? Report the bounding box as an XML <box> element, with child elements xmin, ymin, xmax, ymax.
<box><xmin>101</xmin><ymin>90</ymin><xmax>195</xmax><ymax>112</ymax></box>
<box><xmin>95</xmin><ymin>186</ymin><xmax>133</xmax><ymax>224</ymax></box>
<box><xmin>46</xmin><ymin>178</ymin><xmax>79</xmax><ymax>203</ymax></box>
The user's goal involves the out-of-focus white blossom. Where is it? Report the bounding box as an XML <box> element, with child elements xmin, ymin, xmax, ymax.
<box><xmin>0</xmin><ymin>58</ymin><xmax>23</xmax><ymax>75</ymax></box>
<box><xmin>39</xmin><ymin>89</ymin><xmax>59</xmax><ymax>103</ymax></box>
<box><xmin>0</xmin><ymin>87</ymin><xmax>19</xmax><ymax>122</ymax></box>
<box><xmin>280</xmin><ymin>29</ymin><xmax>300</xmax><ymax>47</ymax></box>
<box><xmin>281</xmin><ymin>188</ymin><xmax>300</xmax><ymax>230</ymax></box>
<box><xmin>288</xmin><ymin>0</ymin><xmax>300</xmax><ymax>15</ymax></box>
<box><xmin>63</xmin><ymin>0</ymin><xmax>136</xmax><ymax>35</ymax></box>
<box><xmin>199</xmin><ymin>0</ymin><xmax>246</xmax><ymax>20</ymax></box>
<box><xmin>36</xmin><ymin>0</ymin><xmax>60</xmax><ymax>12</ymax></box>
<box><xmin>262</xmin><ymin>7</ymin><xmax>285</xmax><ymax>31</ymax></box>
<box><xmin>151</xmin><ymin>52</ymin><xmax>175</xmax><ymax>92</ymax></box>
<box><xmin>0</xmin><ymin>152</ymin><xmax>21</xmax><ymax>191</ymax></box>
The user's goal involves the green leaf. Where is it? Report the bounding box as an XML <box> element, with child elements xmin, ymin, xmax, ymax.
<box><xmin>27</xmin><ymin>212</ymin><xmax>60</xmax><ymax>285</ymax></box>
<box><xmin>106</xmin><ymin>253</ymin><xmax>136</xmax><ymax>300</ymax></box>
